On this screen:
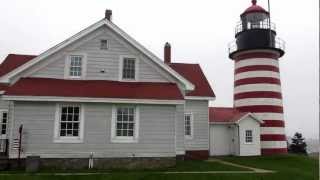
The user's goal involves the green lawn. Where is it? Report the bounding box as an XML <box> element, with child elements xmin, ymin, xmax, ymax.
<box><xmin>0</xmin><ymin>154</ymin><xmax>318</xmax><ymax>180</ymax></box>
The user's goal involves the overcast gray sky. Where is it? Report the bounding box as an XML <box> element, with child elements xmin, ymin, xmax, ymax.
<box><xmin>0</xmin><ymin>0</ymin><xmax>318</xmax><ymax>139</ymax></box>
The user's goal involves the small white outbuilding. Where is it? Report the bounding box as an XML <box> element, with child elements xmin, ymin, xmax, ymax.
<box><xmin>209</xmin><ymin>107</ymin><xmax>263</xmax><ymax>156</ymax></box>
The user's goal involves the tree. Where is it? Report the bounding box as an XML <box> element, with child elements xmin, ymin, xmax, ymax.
<box><xmin>288</xmin><ymin>132</ymin><xmax>307</xmax><ymax>154</ymax></box>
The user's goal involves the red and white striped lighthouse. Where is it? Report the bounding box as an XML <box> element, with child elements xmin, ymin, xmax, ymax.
<box><xmin>229</xmin><ymin>0</ymin><xmax>287</xmax><ymax>155</ymax></box>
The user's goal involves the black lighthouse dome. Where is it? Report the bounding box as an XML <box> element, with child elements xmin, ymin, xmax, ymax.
<box><xmin>228</xmin><ymin>0</ymin><xmax>285</xmax><ymax>59</ymax></box>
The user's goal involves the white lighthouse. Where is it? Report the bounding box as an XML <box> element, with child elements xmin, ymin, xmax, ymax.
<box><xmin>229</xmin><ymin>0</ymin><xmax>287</xmax><ymax>155</ymax></box>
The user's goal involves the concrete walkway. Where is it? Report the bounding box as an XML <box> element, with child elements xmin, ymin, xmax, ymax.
<box><xmin>207</xmin><ymin>158</ymin><xmax>275</xmax><ymax>173</ymax></box>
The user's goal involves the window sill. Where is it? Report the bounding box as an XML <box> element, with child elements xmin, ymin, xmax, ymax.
<box><xmin>185</xmin><ymin>136</ymin><xmax>193</xmax><ymax>140</ymax></box>
<box><xmin>53</xmin><ymin>138</ymin><xmax>83</xmax><ymax>143</ymax></box>
<box><xmin>244</xmin><ymin>142</ymin><xmax>254</xmax><ymax>145</ymax></box>
<box><xmin>120</xmin><ymin>78</ymin><xmax>137</xmax><ymax>82</ymax></box>
<box><xmin>111</xmin><ymin>137</ymin><xmax>138</xmax><ymax>143</ymax></box>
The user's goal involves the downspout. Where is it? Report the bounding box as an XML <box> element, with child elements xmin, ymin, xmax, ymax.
<box><xmin>237</xmin><ymin>124</ymin><xmax>240</xmax><ymax>156</ymax></box>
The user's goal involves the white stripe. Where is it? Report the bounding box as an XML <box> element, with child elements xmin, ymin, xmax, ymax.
<box><xmin>234</xmin><ymin>84</ymin><xmax>282</xmax><ymax>94</ymax></box>
<box><xmin>261</xmin><ymin>127</ymin><xmax>285</xmax><ymax>134</ymax></box>
<box><xmin>235</xmin><ymin>58</ymin><xmax>279</xmax><ymax>69</ymax></box>
<box><xmin>261</xmin><ymin>141</ymin><xmax>287</xmax><ymax>149</ymax></box>
<box><xmin>235</xmin><ymin>98</ymin><xmax>283</xmax><ymax>107</ymax></box>
<box><xmin>254</xmin><ymin>113</ymin><xmax>284</xmax><ymax>121</ymax></box>
<box><xmin>235</xmin><ymin>71</ymin><xmax>280</xmax><ymax>81</ymax></box>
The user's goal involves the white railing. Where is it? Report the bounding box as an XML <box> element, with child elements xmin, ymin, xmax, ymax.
<box><xmin>235</xmin><ymin>21</ymin><xmax>276</xmax><ymax>35</ymax></box>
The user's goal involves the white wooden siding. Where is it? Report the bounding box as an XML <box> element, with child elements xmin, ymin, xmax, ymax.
<box><xmin>29</xmin><ymin>27</ymin><xmax>170</xmax><ymax>83</ymax></box>
<box><xmin>9</xmin><ymin>101</ymin><xmax>176</xmax><ymax>158</ymax></box>
<box><xmin>175</xmin><ymin>104</ymin><xmax>185</xmax><ymax>154</ymax></box>
<box><xmin>184</xmin><ymin>100</ymin><xmax>209</xmax><ymax>151</ymax></box>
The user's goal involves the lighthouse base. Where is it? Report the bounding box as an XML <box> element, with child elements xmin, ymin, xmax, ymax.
<box><xmin>262</xmin><ymin>148</ymin><xmax>288</xmax><ymax>155</ymax></box>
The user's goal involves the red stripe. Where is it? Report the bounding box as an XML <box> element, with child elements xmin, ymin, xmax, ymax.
<box><xmin>261</xmin><ymin>120</ymin><xmax>285</xmax><ymax>127</ymax></box>
<box><xmin>235</xmin><ymin>77</ymin><xmax>281</xmax><ymax>86</ymax></box>
<box><xmin>235</xmin><ymin>65</ymin><xmax>279</xmax><ymax>74</ymax></box>
<box><xmin>261</xmin><ymin>148</ymin><xmax>287</xmax><ymax>155</ymax></box>
<box><xmin>236</xmin><ymin>105</ymin><xmax>283</xmax><ymax>113</ymax></box>
<box><xmin>261</xmin><ymin>134</ymin><xmax>287</xmax><ymax>141</ymax></box>
<box><xmin>234</xmin><ymin>52</ymin><xmax>279</xmax><ymax>61</ymax></box>
<box><xmin>234</xmin><ymin>91</ymin><xmax>282</xmax><ymax>100</ymax></box>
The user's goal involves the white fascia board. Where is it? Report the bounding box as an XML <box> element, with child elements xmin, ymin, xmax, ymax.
<box><xmin>185</xmin><ymin>96</ymin><xmax>216</xmax><ymax>101</ymax></box>
<box><xmin>2</xmin><ymin>95</ymin><xmax>185</xmax><ymax>105</ymax></box>
<box><xmin>235</xmin><ymin>113</ymin><xmax>264</xmax><ymax>124</ymax></box>
<box><xmin>0</xmin><ymin>19</ymin><xmax>195</xmax><ymax>91</ymax></box>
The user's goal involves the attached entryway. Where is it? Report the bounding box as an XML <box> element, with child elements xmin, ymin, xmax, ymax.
<box><xmin>209</xmin><ymin>107</ymin><xmax>263</xmax><ymax>156</ymax></box>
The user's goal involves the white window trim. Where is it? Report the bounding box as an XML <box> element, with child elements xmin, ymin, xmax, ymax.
<box><xmin>111</xmin><ymin>105</ymin><xmax>140</xmax><ymax>143</ymax></box>
<box><xmin>0</xmin><ymin>109</ymin><xmax>8</xmax><ymax>139</ymax></box>
<box><xmin>244</xmin><ymin>129</ymin><xmax>253</xmax><ymax>144</ymax></box>
<box><xmin>64</xmin><ymin>53</ymin><xmax>87</xmax><ymax>79</ymax></box>
<box><xmin>118</xmin><ymin>55</ymin><xmax>139</xmax><ymax>81</ymax></box>
<box><xmin>184</xmin><ymin>113</ymin><xmax>194</xmax><ymax>140</ymax></box>
<box><xmin>100</xmin><ymin>39</ymin><xmax>109</xmax><ymax>50</ymax></box>
<box><xmin>53</xmin><ymin>103</ymin><xmax>85</xmax><ymax>143</ymax></box>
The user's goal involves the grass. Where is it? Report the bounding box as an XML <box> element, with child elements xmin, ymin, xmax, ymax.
<box><xmin>0</xmin><ymin>154</ymin><xmax>318</xmax><ymax>180</ymax></box>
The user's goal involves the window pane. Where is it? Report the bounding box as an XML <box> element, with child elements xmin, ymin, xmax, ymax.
<box><xmin>67</xmin><ymin>123</ymin><xmax>72</xmax><ymax>129</ymax></box>
<box><xmin>128</xmin><ymin>130</ymin><xmax>133</xmax><ymax>136</ymax></box>
<box><xmin>61</xmin><ymin>123</ymin><xmax>66</xmax><ymax>129</ymax></box>
<box><xmin>116</xmin><ymin>130</ymin><xmax>122</xmax><ymax>136</ymax></box>
<box><xmin>67</xmin><ymin>115</ymin><xmax>73</xmax><ymax>121</ymax></box>
<box><xmin>67</xmin><ymin>130</ymin><xmax>72</xmax><ymax>136</ymax></box>
<box><xmin>122</xmin><ymin>58</ymin><xmax>135</xmax><ymax>79</ymax></box>
<box><xmin>100</xmin><ymin>40</ymin><xmax>108</xmax><ymax>50</ymax></box>
<box><xmin>117</xmin><ymin>123</ymin><xmax>122</xmax><ymax>129</ymax></box>
<box><xmin>74</xmin><ymin>107</ymin><xmax>79</xmax><ymax>114</ymax></box>
<box><xmin>73</xmin><ymin>123</ymin><xmax>79</xmax><ymax>130</ymax></box>
<box><xmin>62</xmin><ymin>107</ymin><xmax>67</xmax><ymax>114</ymax></box>
<box><xmin>129</xmin><ymin>123</ymin><xmax>134</xmax><ymax>129</ymax></box>
<box><xmin>123</xmin><ymin>123</ymin><xmax>128</xmax><ymax>129</ymax></box>
<box><xmin>60</xmin><ymin>130</ymin><xmax>66</xmax><ymax>136</ymax></box>
<box><xmin>73</xmin><ymin>130</ymin><xmax>79</xmax><ymax>136</ymax></box>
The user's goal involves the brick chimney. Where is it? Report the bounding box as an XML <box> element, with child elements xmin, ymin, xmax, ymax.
<box><xmin>105</xmin><ymin>9</ymin><xmax>112</xmax><ymax>21</ymax></box>
<box><xmin>164</xmin><ymin>42</ymin><xmax>171</xmax><ymax>64</ymax></box>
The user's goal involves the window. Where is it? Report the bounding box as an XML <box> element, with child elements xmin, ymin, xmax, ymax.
<box><xmin>121</xmin><ymin>57</ymin><xmax>136</xmax><ymax>80</ymax></box>
<box><xmin>54</xmin><ymin>104</ymin><xmax>84</xmax><ymax>143</ymax></box>
<box><xmin>59</xmin><ymin>106</ymin><xmax>80</xmax><ymax>137</ymax></box>
<box><xmin>116</xmin><ymin>107</ymin><xmax>135</xmax><ymax>137</ymax></box>
<box><xmin>184</xmin><ymin>113</ymin><xmax>193</xmax><ymax>139</ymax></box>
<box><xmin>65</xmin><ymin>54</ymin><xmax>87</xmax><ymax>79</ymax></box>
<box><xmin>111</xmin><ymin>106</ymin><xmax>139</xmax><ymax>143</ymax></box>
<box><xmin>69</xmin><ymin>55</ymin><xmax>82</xmax><ymax>77</ymax></box>
<box><xmin>245</xmin><ymin>130</ymin><xmax>253</xmax><ymax>144</ymax></box>
<box><xmin>100</xmin><ymin>39</ymin><xmax>109</xmax><ymax>50</ymax></box>
<box><xmin>0</xmin><ymin>111</ymin><xmax>8</xmax><ymax>135</ymax></box>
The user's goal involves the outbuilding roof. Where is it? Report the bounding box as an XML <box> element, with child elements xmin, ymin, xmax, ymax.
<box><xmin>209</xmin><ymin>107</ymin><xmax>247</xmax><ymax>123</ymax></box>
<box><xmin>209</xmin><ymin>107</ymin><xmax>263</xmax><ymax>124</ymax></box>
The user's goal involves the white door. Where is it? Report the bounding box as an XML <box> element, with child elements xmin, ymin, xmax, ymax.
<box><xmin>0</xmin><ymin>110</ymin><xmax>8</xmax><ymax>154</ymax></box>
<box><xmin>210</xmin><ymin>125</ymin><xmax>231</xmax><ymax>156</ymax></box>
